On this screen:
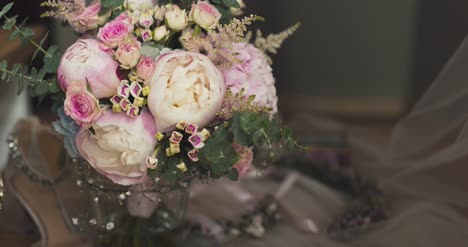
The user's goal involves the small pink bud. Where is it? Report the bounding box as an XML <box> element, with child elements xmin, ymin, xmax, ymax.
<box><xmin>126</xmin><ymin>105</ymin><xmax>140</xmax><ymax>118</ymax></box>
<box><xmin>170</xmin><ymin>131</ymin><xmax>183</xmax><ymax>144</ymax></box>
<box><xmin>189</xmin><ymin>134</ymin><xmax>205</xmax><ymax>149</ymax></box>
<box><xmin>130</xmin><ymin>81</ymin><xmax>143</xmax><ymax>97</ymax></box>
<box><xmin>185</xmin><ymin>124</ymin><xmax>198</xmax><ymax>135</ymax></box>
<box><xmin>117</xmin><ymin>81</ymin><xmax>131</xmax><ymax>98</ymax></box>
<box><xmin>188</xmin><ymin>149</ymin><xmax>199</xmax><ymax>162</ymax></box>
<box><xmin>119</xmin><ymin>98</ymin><xmax>132</xmax><ymax>111</ymax></box>
<box><xmin>146</xmin><ymin>156</ymin><xmax>158</xmax><ymax>169</ymax></box>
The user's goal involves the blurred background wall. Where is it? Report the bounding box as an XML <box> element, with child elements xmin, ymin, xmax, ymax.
<box><xmin>3</xmin><ymin>0</ymin><xmax>468</xmax><ymax>120</ymax></box>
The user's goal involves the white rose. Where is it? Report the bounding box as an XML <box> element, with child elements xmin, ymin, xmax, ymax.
<box><xmin>125</xmin><ymin>0</ymin><xmax>157</xmax><ymax>11</ymax></box>
<box><xmin>165</xmin><ymin>5</ymin><xmax>189</xmax><ymax>31</ymax></box>
<box><xmin>147</xmin><ymin>51</ymin><xmax>226</xmax><ymax>132</ymax></box>
<box><xmin>189</xmin><ymin>0</ymin><xmax>221</xmax><ymax>29</ymax></box>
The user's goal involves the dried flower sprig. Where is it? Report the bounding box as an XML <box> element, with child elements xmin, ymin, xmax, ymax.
<box><xmin>253</xmin><ymin>22</ymin><xmax>301</xmax><ymax>64</ymax></box>
<box><xmin>218</xmin><ymin>89</ymin><xmax>272</xmax><ymax>120</ymax></box>
<box><xmin>182</xmin><ymin>15</ymin><xmax>264</xmax><ymax>69</ymax></box>
<box><xmin>41</xmin><ymin>0</ymin><xmax>86</xmax><ymax>21</ymax></box>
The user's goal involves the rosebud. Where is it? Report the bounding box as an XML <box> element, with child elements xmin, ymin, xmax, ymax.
<box><xmin>153</xmin><ymin>25</ymin><xmax>170</xmax><ymax>42</ymax></box>
<box><xmin>165</xmin><ymin>5</ymin><xmax>189</xmax><ymax>31</ymax></box>
<box><xmin>154</xmin><ymin>5</ymin><xmax>166</xmax><ymax>22</ymax></box>
<box><xmin>115</xmin><ymin>40</ymin><xmax>142</xmax><ymax>69</ymax></box>
<box><xmin>140</xmin><ymin>28</ymin><xmax>153</xmax><ymax>42</ymax></box>
<box><xmin>189</xmin><ymin>1</ymin><xmax>221</xmax><ymax>29</ymax></box>
<box><xmin>136</xmin><ymin>56</ymin><xmax>156</xmax><ymax>82</ymax></box>
<box><xmin>139</xmin><ymin>11</ymin><xmax>154</xmax><ymax>28</ymax></box>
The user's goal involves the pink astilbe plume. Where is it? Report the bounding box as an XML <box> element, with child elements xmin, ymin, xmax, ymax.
<box><xmin>41</xmin><ymin>0</ymin><xmax>86</xmax><ymax>22</ymax></box>
<box><xmin>41</xmin><ymin>0</ymin><xmax>103</xmax><ymax>33</ymax></box>
<box><xmin>181</xmin><ymin>15</ymin><xmax>264</xmax><ymax>69</ymax></box>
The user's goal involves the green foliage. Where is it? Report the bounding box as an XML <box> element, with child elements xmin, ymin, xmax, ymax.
<box><xmin>210</xmin><ymin>0</ymin><xmax>240</xmax><ymax>22</ymax></box>
<box><xmin>0</xmin><ymin>2</ymin><xmax>63</xmax><ymax>98</ymax></box>
<box><xmin>199</xmin><ymin>125</ymin><xmax>239</xmax><ymax>178</ymax></box>
<box><xmin>0</xmin><ymin>2</ymin><xmax>14</xmax><ymax>17</ymax></box>
<box><xmin>101</xmin><ymin>0</ymin><xmax>125</xmax><ymax>8</ymax></box>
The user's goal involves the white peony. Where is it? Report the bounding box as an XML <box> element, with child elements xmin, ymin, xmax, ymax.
<box><xmin>147</xmin><ymin>51</ymin><xmax>226</xmax><ymax>133</ymax></box>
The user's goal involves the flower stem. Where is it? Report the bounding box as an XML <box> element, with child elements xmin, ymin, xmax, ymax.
<box><xmin>0</xmin><ymin>68</ymin><xmax>30</xmax><ymax>81</ymax></box>
<box><xmin>2</xmin><ymin>14</ymin><xmax>52</xmax><ymax>58</ymax></box>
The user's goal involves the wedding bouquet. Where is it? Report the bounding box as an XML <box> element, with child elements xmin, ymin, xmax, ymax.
<box><xmin>0</xmin><ymin>0</ymin><xmax>299</xmax><ymax>241</ymax></box>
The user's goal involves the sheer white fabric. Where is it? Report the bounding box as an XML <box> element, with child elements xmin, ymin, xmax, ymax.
<box><xmin>189</xmin><ymin>36</ymin><xmax>468</xmax><ymax>246</ymax></box>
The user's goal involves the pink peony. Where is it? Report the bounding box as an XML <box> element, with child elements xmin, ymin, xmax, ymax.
<box><xmin>76</xmin><ymin>109</ymin><xmax>157</xmax><ymax>186</ymax></box>
<box><xmin>97</xmin><ymin>13</ymin><xmax>134</xmax><ymax>48</ymax></box>
<box><xmin>115</xmin><ymin>39</ymin><xmax>142</xmax><ymax>69</ymax></box>
<box><xmin>223</xmin><ymin>43</ymin><xmax>278</xmax><ymax>113</ymax></box>
<box><xmin>64</xmin><ymin>82</ymin><xmax>103</xmax><ymax>127</ymax></box>
<box><xmin>136</xmin><ymin>56</ymin><xmax>156</xmax><ymax>82</ymax></box>
<box><xmin>232</xmin><ymin>143</ymin><xmax>253</xmax><ymax>176</ymax></box>
<box><xmin>58</xmin><ymin>39</ymin><xmax>121</xmax><ymax>98</ymax></box>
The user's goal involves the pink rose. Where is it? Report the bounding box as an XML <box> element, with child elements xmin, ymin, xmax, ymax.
<box><xmin>116</xmin><ymin>39</ymin><xmax>142</xmax><ymax>69</ymax></box>
<box><xmin>139</xmin><ymin>11</ymin><xmax>154</xmax><ymax>28</ymax></box>
<box><xmin>76</xmin><ymin>109</ymin><xmax>157</xmax><ymax>186</ymax></box>
<box><xmin>232</xmin><ymin>143</ymin><xmax>253</xmax><ymax>176</ymax></box>
<box><xmin>189</xmin><ymin>0</ymin><xmax>221</xmax><ymax>29</ymax></box>
<box><xmin>136</xmin><ymin>56</ymin><xmax>156</xmax><ymax>82</ymax></box>
<box><xmin>97</xmin><ymin>13</ymin><xmax>134</xmax><ymax>48</ymax></box>
<box><xmin>58</xmin><ymin>39</ymin><xmax>121</xmax><ymax>99</ymax></box>
<box><xmin>64</xmin><ymin>82</ymin><xmax>102</xmax><ymax>127</ymax></box>
<box><xmin>147</xmin><ymin>51</ymin><xmax>226</xmax><ymax>132</ymax></box>
<box><xmin>223</xmin><ymin>43</ymin><xmax>278</xmax><ymax>114</ymax></box>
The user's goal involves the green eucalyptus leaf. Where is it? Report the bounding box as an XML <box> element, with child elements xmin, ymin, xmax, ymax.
<box><xmin>3</xmin><ymin>15</ymin><xmax>17</xmax><ymax>30</ymax></box>
<box><xmin>33</xmin><ymin>81</ymin><xmax>48</xmax><ymax>96</ymax></box>
<box><xmin>0</xmin><ymin>3</ymin><xmax>14</xmax><ymax>17</ymax></box>
<box><xmin>31</xmin><ymin>32</ymin><xmax>49</xmax><ymax>61</ymax></box>
<box><xmin>48</xmin><ymin>80</ymin><xmax>61</xmax><ymax>93</ymax></box>
<box><xmin>222</xmin><ymin>0</ymin><xmax>240</xmax><ymax>8</ymax></box>
<box><xmin>101</xmin><ymin>0</ymin><xmax>125</xmax><ymax>8</ymax></box>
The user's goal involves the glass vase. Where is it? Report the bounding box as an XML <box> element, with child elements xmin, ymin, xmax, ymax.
<box><xmin>60</xmin><ymin>158</ymin><xmax>190</xmax><ymax>247</ymax></box>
